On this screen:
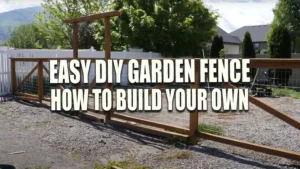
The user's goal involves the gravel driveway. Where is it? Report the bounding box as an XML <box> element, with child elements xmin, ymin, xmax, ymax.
<box><xmin>0</xmin><ymin>96</ymin><xmax>300</xmax><ymax>169</ymax></box>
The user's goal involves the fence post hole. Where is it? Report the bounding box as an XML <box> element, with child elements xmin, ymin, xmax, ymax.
<box><xmin>10</xmin><ymin>59</ymin><xmax>16</xmax><ymax>95</ymax></box>
<box><xmin>38</xmin><ymin>60</ymin><xmax>44</xmax><ymax>103</ymax></box>
<box><xmin>189</xmin><ymin>59</ymin><xmax>200</xmax><ymax>145</ymax></box>
<box><xmin>104</xmin><ymin>17</ymin><xmax>113</xmax><ymax>122</ymax></box>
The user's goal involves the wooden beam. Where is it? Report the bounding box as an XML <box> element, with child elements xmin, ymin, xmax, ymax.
<box><xmin>189</xmin><ymin>60</ymin><xmax>200</xmax><ymax>145</ymax></box>
<box><xmin>104</xmin><ymin>17</ymin><xmax>111</xmax><ymax>60</ymax></box>
<box><xmin>10</xmin><ymin>59</ymin><xmax>17</xmax><ymax>95</ymax></box>
<box><xmin>224</xmin><ymin>83</ymin><xmax>300</xmax><ymax>130</ymax></box>
<box><xmin>112</xmin><ymin>113</ymin><xmax>189</xmax><ymax>134</ymax></box>
<box><xmin>15</xmin><ymin>64</ymin><xmax>38</xmax><ymax>91</ymax></box>
<box><xmin>249</xmin><ymin>58</ymin><xmax>300</xmax><ymax>69</ymax></box>
<box><xmin>38</xmin><ymin>61</ymin><xmax>44</xmax><ymax>103</ymax></box>
<box><xmin>73</xmin><ymin>23</ymin><xmax>79</xmax><ymax>59</ymax></box>
<box><xmin>88</xmin><ymin>76</ymin><xmax>96</xmax><ymax>93</ymax></box>
<box><xmin>64</xmin><ymin>11</ymin><xmax>122</xmax><ymax>23</ymax></box>
<box><xmin>15</xmin><ymin>96</ymin><xmax>39</xmax><ymax>102</ymax></box>
<box><xmin>15</xmin><ymin>92</ymin><xmax>38</xmax><ymax>98</ymax></box>
<box><xmin>198</xmin><ymin>132</ymin><xmax>300</xmax><ymax>161</ymax></box>
<box><xmin>104</xmin><ymin>17</ymin><xmax>113</xmax><ymax>122</ymax></box>
<box><xmin>107</xmin><ymin>119</ymin><xmax>189</xmax><ymax>142</ymax></box>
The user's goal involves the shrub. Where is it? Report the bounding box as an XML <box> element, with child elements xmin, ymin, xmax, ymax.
<box><xmin>198</xmin><ymin>123</ymin><xmax>223</xmax><ymax>135</ymax></box>
<box><xmin>268</xmin><ymin>26</ymin><xmax>292</xmax><ymax>86</ymax></box>
<box><xmin>210</xmin><ymin>35</ymin><xmax>224</xmax><ymax>58</ymax></box>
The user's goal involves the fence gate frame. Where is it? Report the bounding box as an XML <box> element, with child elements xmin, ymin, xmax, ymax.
<box><xmin>9</xmin><ymin>11</ymin><xmax>300</xmax><ymax>162</ymax></box>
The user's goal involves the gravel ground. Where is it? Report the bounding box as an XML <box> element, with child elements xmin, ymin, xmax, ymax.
<box><xmin>0</xmin><ymin>96</ymin><xmax>300</xmax><ymax>169</ymax></box>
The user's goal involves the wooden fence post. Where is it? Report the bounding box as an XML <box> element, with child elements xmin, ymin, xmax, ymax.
<box><xmin>10</xmin><ymin>59</ymin><xmax>16</xmax><ymax>95</ymax></box>
<box><xmin>189</xmin><ymin>59</ymin><xmax>200</xmax><ymax>145</ymax></box>
<box><xmin>104</xmin><ymin>17</ymin><xmax>113</xmax><ymax>122</ymax></box>
<box><xmin>38</xmin><ymin>60</ymin><xmax>44</xmax><ymax>103</ymax></box>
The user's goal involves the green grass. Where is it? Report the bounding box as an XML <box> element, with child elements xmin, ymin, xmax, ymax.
<box><xmin>198</xmin><ymin>123</ymin><xmax>223</xmax><ymax>135</ymax></box>
<box><xmin>272</xmin><ymin>88</ymin><xmax>300</xmax><ymax>99</ymax></box>
<box><xmin>0</xmin><ymin>109</ymin><xmax>5</xmax><ymax>115</ymax></box>
<box><xmin>94</xmin><ymin>157</ymin><xmax>150</xmax><ymax>169</ymax></box>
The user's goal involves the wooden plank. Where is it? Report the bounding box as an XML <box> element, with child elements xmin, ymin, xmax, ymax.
<box><xmin>15</xmin><ymin>96</ymin><xmax>39</xmax><ymax>102</ymax></box>
<box><xmin>107</xmin><ymin>119</ymin><xmax>189</xmax><ymax>142</ymax></box>
<box><xmin>15</xmin><ymin>92</ymin><xmax>38</xmax><ymax>98</ymax></box>
<box><xmin>104</xmin><ymin>17</ymin><xmax>113</xmax><ymax>122</ymax></box>
<box><xmin>224</xmin><ymin>83</ymin><xmax>300</xmax><ymax>130</ymax></box>
<box><xmin>249</xmin><ymin>96</ymin><xmax>300</xmax><ymax>130</ymax></box>
<box><xmin>15</xmin><ymin>64</ymin><xmax>38</xmax><ymax>91</ymax></box>
<box><xmin>88</xmin><ymin>76</ymin><xmax>96</xmax><ymax>93</ymax></box>
<box><xmin>73</xmin><ymin>23</ymin><xmax>79</xmax><ymax>59</ymax></box>
<box><xmin>72</xmin><ymin>23</ymin><xmax>81</xmax><ymax>89</ymax></box>
<box><xmin>64</xmin><ymin>11</ymin><xmax>122</xmax><ymax>23</ymax></box>
<box><xmin>11</xmin><ymin>59</ymin><xmax>16</xmax><ymax>95</ymax></box>
<box><xmin>189</xmin><ymin>60</ymin><xmax>200</xmax><ymax>145</ymax></box>
<box><xmin>250</xmin><ymin>58</ymin><xmax>300</xmax><ymax>69</ymax></box>
<box><xmin>104</xmin><ymin>17</ymin><xmax>111</xmax><ymax>60</ymax></box>
<box><xmin>198</xmin><ymin>131</ymin><xmax>300</xmax><ymax>161</ymax></box>
<box><xmin>38</xmin><ymin>61</ymin><xmax>44</xmax><ymax>103</ymax></box>
<box><xmin>112</xmin><ymin>113</ymin><xmax>189</xmax><ymax>134</ymax></box>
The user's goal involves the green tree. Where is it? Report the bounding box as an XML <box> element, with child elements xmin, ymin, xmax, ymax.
<box><xmin>113</xmin><ymin>0</ymin><xmax>218</xmax><ymax>57</ymax></box>
<box><xmin>8</xmin><ymin>23</ymin><xmax>47</xmax><ymax>49</ymax></box>
<box><xmin>269</xmin><ymin>0</ymin><xmax>300</xmax><ymax>52</ymax></box>
<box><xmin>268</xmin><ymin>26</ymin><xmax>292</xmax><ymax>86</ymax></box>
<box><xmin>36</xmin><ymin>0</ymin><xmax>218</xmax><ymax>54</ymax></box>
<box><xmin>242</xmin><ymin>32</ymin><xmax>256</xmax><ymax>78</ymax></box>
<box><xmin>210</xmin><ymin>35</ymin><xmax>224</xmax><ymax>58</ymax></box>
<box><xmin>35</xmin><ymin>0</ymin><xmax>109</xmax><ymax>49</ymax></box>
<box><xmin>242</xmin><ymin>32</ymin><xmax>255</xmax><ymax>58</ymax></box>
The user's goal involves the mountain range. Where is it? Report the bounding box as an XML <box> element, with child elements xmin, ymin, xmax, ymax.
<box><xmin>0</xmin><ymin>6</ymin><xmax>43</xmax><ymax>42</ymax></box>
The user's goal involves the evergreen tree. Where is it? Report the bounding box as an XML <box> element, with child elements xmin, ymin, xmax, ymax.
<box><xmin>242</xmin><ymin>32</ymin><xmax>256</xmax><ymax>78</ymax></box>
<box><xmin>242</xmin><ymin>32</ymin><xmax>256</xmax><ymax>58</ymax></box>
<box><xmin>268</xmin><ymin>26</ymin><xmax>292</xmax><ymax>86</ymax></box>
<box><xmin>210</xmin><ymin>35</ymin><xmax>224</xmax><ymax>58</ymax></box>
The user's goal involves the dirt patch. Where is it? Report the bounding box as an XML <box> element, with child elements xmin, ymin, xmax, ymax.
<box><xmin>0</xmin><ymin>96</ymin><xmax>300</xmax><ymax>169</ymax></box>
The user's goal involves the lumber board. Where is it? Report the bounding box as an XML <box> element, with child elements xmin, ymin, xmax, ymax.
<box><xmin>107</xmin><ymin>119</ymin><xmax>189</xmax><ymax>141</ymax></box>
<box><xmin>224</xmin><ymin>83</ymin><xmax>300</xmax><ymax>130</ymax></box>
<box><xmin>198</xmin><ymin>132</ymin><xmax>300</xmax><ymax>161</ymax></box>
<box><xmin>112</xmin><ymin>113</ymin><xmax>189</xmax><ymax>134</ymax></box>
<box><xmin>64</xmin><ymin>11</ymin><xmax>122</xmax><ymax>23</ymax></box>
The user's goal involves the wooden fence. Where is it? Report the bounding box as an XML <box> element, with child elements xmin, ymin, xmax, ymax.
<box><xmin>9</xmin><ymin>10</ymin><xmax>300</xmax><ymax>162</ymax></box>
<box><xmin>10</xmin><ymin>57</ymin><xmax>300</xmax><ymax>161</ymax></box>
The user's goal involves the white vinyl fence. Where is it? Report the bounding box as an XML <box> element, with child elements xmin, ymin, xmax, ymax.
<box><xmin>0</xmin><ymin>50</ymin><xmax>11</xmax><ymax>96</ymax></box>
<box><xmin>0</xmin><ymin>47</ymin><xmax>161</xmax><ymax>96</ymax></box>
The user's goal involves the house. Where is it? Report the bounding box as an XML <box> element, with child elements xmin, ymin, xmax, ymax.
<box><xmin>230</xmin><ymin>24</ymin><xmax>270</xmax><ymax>53</ymax></box>
<box><xmin>207</xmin><ymin>26</ymin><xmax>241</xmax><ymax>55</ymax></box>
<box><xmin>217</xmin><ymin>26</ymin><xmax>241</xmax><ymax>54</ymax></box>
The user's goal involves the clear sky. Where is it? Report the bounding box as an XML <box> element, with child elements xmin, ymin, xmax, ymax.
<box><xmin>0</xmin><ymin>0</ymin><xmax>278</xmax><ymax>33</ymax></box>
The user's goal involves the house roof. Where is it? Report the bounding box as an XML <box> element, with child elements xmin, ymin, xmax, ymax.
<box><xmin>217</xmin><ymin>26</ymin><xmax>241</xmax><ymax>45</ymax></box>
<box><xmin>230</xmin><ymin>24</ymin><xmax>271</xmax><ymax>42</ymax></box>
